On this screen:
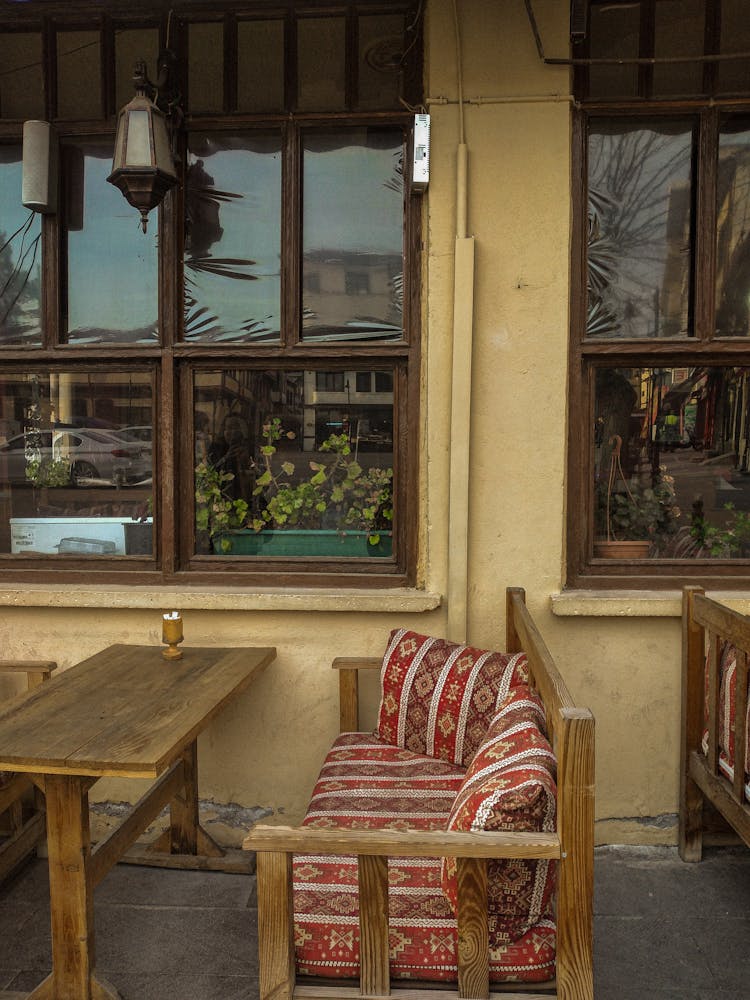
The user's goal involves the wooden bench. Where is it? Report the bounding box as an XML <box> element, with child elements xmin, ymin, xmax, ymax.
<box><xmin>245</xmin><ymin>588</ymin><xmax>595</xmax><ymax>1000</ymax></box>
<box><xmin>679</xmin><ymin>585</ymin><xmax>750</xmax><ymax>860</ymax></box>
<box><xmin>0</xmin><ymin>659</ymin><xmax>57</xmax><ymax>882</ymax></box>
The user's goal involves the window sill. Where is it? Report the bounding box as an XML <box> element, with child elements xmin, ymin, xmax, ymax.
<box><xmin>0</xmin><ymin>584</ymin><xmax>442</xmax><ymax>614</ymax></box>
<box><xmin>552</xmin><ymin>589</ymin><xmax>750</xmax><ymax>618</ymax></box>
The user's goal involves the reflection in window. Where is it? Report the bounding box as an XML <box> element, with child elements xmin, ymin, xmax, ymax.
<box><xmin>0</xmin><ymin>372</ymin><xmax>153</xmax><ymax>556</ymax></box>
<box><xmin>184</xmin><ymin>132</ymin><xmax>281</xmax><ymax>343</ymax></box>
<box><xmin>302</xmin><ymin>128</ymin><xmax>404</xmax><ymax>342</ymax></box>
<box><xmin>716</xmin><ymin>121</ymin><xmax>750</xmax><ymax>337</ymax></box>
<box><xmin>65</xmin><ymin>139</ymin><xmax>158</xmax><ymax>344</ymax></box>
<box><xmin>193</xmin><ymin>369</ymin><xmax>394</xmax><ymax>557</ymax></box>
<box><xmin>587</xmin><ymin>122</ymin><xmax>693</xmax><ymax>339</ymax></box>
<box><xmin>593</xmin><ymin>366</ymin><xmax>750</xmax><ymax>559</ymax></box>
<box><xmin>0</xmin><ymin>148</ymin><xmax>42</xmax><ymax>347</ymax></box>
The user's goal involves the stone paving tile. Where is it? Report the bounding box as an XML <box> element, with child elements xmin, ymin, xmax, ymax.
<box><xmin>595</xmin><ymin>845</ymin><xmax>750</xmax><ymax>919</ymax></box>
<box><xmin>95</xmin><ymin>904</ymin><xmax>258</xmax><ymax>977</ymax></box>
<box><xmin>95</xmin><ymin>864</ymin><xmax>255</xmax><ymax>909</ymax></box>
<box><xmin>594</xmin><ymin>915</ymin><xmax>716</xmax><ymax>994</ymax></box>
<box><xmin>107</xmin><ymin>973</ymin><xmax>258</xmax><ymax>1000</ymax></box>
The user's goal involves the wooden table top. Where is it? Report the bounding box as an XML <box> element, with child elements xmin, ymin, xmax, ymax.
<box><xmin>0</xmin><ymin>643</ymin><xmax>276</xmax><ymax>779</ymax></box>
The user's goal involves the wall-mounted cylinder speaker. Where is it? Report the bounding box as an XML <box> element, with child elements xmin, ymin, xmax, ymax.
<box><xmin>22</xmin><ymin>120</ymin><xmax>58</xmax><ymax>213</ymax></box>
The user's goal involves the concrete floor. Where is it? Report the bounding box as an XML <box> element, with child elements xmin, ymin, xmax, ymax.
<box><xmin>1</xmin><ymin>845</ymin><xmax>748</xmax><ymax>999</ymax></box>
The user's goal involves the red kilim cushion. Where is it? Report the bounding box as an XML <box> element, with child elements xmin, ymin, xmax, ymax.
<box><xmin>441</xmin><ymin>686</ymin><xmax>557</xmax><ymax>943</ymax></box>
<box><xmin>702</xmin><ymin>642</ymin><xmax>750</xmax><ymax>794</ymax></box>
<box><xmin>375</xmin><ymin>629</ymin><xmax>529</xmax><ymax>767</ymax></box>
<box><xmin>293</xmin><ymin>732</ymin><xmax>556</xmax><ymax>984</ymax></box>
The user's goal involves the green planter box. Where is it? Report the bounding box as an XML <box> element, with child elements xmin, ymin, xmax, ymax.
<box><xmin>213</xmin><ymin>529</ymin><xmax>392</xmax><ymax>557</ymax></box>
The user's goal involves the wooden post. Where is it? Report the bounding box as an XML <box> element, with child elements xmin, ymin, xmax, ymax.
<box><xmin>505</xmin><ymin>587</ymin><xmax>525</xmax><ymax>654</ymax></box>
<box><xmin>256</xmin><ymin>851</ymin><xmax>296</xmax><ymax>1000</ymax></box>
<box><xmin>358</xmin><ymin>854</ymin><xmax>390</xmax><ymax>996</ymax></box>
<box><xmin>555</xmin><ymin>708</ymin><xmax>595</xmax><ymax>1000</ymax></box>
<box><xmin>339</xmin><ymin>668</ymin><xmax>359</xmax><ymax>732</ymax></box>
<box><xmin>679</xmin><ymin>585</ymin><xmax>706</xmax><ymax>862</ymax></box>
<box><xmin>455</xmin><ymin>857</ymin><xmax>489</xmax><ymax>1000</ymax></box>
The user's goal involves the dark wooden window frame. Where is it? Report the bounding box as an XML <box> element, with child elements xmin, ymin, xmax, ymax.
<box><xmin>568</xmin><ymin>83</ymin><xmax>750</xmax><ymax>588</ymax></box>
<box><xmin>0</xmin><ymin>1</ymin><xmax>423</xmax><ymax>590</ymax></box>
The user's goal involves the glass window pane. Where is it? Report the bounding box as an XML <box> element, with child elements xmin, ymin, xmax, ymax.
<box><xmin>588</xmin><ymin>3</ymin><xmax>640</xmax><ymax>100</ymax></box>
<box><xmin>587</xmin><ymin>121</ymin><xmax>693</xmax><ymax>339</ymax></box>
<box><xmin>593</xmin><ymin>366</ymin><xmax>750</xmax><ymax>560</ymax></box>
<box><xmin>65</xmin><ymin>138</ymin><xmax>158</xmax><ymax>344</ymax></box>
<box><xmin>719</xmin><ymin>0</ymin><xmax>750</xmax><ymax>96</ymax></box>
<box><xmin>716</xmin><ymin>120</ymin><xmax>750</xmax><ymax>337</ymax></box>
<box><xmin>0</xmin><ymin>32</ymin><xmax>44</xmax><ymax>120</ymax></box>
<box><xmin>302</xmin><ymin>128</ymin><xmax>404</xmax><ymax>343</ymax></box>
<box><xmin>297</xmin><ymin>17</ymin><xmax>345</xmax><ymax>112</ymax></box>
<box><xmin>188</xmin><ymin>22</ymin><xmax>224</xmax><ymax>113</ymax></box>
<box><xmin>358</xmin><ymin>14</ymin><xmax>405</xmax><ymax>110</ymax></box>
<box><xmin>115</xmin><ymin>28</ymin><xmax>160</xmax><ymax>113</ymax></box>
<box><xmin>653</xmin><ymin>0</ymin><xmax>704</xmax><ymax>97</ymax></box>
<box><xmin>194</xmin><ymin>369</ymin><xmax>394</xmax><ymax>558</ymax></box>
<box><xmin>57</xmin><ymin>31</ymin><xmax>101</xmax><ymax>120</ymax></box>
<box><xmin>0</xmin><ymin>146</ymin><xmax>42</xmax><ymax>347</ymax></box>
<box><xmin>0</xmin><ymin>371</ymin><xmax>154</xmax><ymax>557</ymax></box>
<box><xmin>184</xmin><ymin>132</ymin><xmax>281</xmax><ymax>343</ymax></box>
<box><xmin>238</xmin><ymin>20</ymin><xmax>284</xmax><ymax>112</ymax></box>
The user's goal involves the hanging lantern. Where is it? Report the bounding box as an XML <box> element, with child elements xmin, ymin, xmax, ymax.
<box><xmin>107</xmin><ymin>60</ymin><xmax>178</xmax><ymax>233</ymax></box>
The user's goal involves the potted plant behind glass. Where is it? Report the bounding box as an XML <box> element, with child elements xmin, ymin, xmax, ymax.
<box><xmin>194</xmin><ymin>462</ymin><xmax>250</xmax><ymax>554</ymax></box>
<box><xmin>594</xmin><ymin>434</ymin><xmax>680</xmax><ymax>558</ymax></box>
<box><xmin>198</xmin><ymin>418</ymin><xmax>393</xmax><ymax>557</ymax></box>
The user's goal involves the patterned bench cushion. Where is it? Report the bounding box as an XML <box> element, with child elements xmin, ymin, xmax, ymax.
<box><xmin>375</xmin><ymin>630</ymin><xmax>529</xmax><ymax>767</ymax></box>
<box><xmin>294</xmin><ymin>732</ymin><xmax>556</xmax><ymax>984</ymax></box>
<box><xmin>441</xmin><ymin>686</ymin><xmax>557</xmax><ymax>943</ymax></box>
<box><xmin>703</xmin><ymin>642</ymin><xmax>750</xmax><ymax>796</ymax></box>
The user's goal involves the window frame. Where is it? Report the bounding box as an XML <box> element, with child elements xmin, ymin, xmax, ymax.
<box><xmin>0</xmin><ymin>1</ymin><xmax>422</xmax><ymax>589</ymax></box>
<box><xmin>569</xmin><ymin>77</ymin><xmax>750</xmax><ymax>588</ymax></box>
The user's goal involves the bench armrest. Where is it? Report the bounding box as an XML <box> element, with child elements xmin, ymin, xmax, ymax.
<box><xmin>244</xmin><ymin>823</ymin><xmax>561</xmax><ymax>860</ymax></box>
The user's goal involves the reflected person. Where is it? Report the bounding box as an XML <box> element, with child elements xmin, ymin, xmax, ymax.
<box><xmin>208</xmin><ymin>413</ymin><xmax>255</xmax><ymax>500</ymax></box>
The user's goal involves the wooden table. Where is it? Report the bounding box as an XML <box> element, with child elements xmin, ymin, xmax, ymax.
<box><xmin>0</xmin><ymin>642</ymin><xmax>276</xmax><ymax>1000</ymax></box>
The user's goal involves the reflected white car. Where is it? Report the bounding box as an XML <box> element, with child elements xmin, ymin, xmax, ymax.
<box><xmin>0</xmin><ymin>428</ymin><xmax>152</xmax><ymax>486</ymax></box>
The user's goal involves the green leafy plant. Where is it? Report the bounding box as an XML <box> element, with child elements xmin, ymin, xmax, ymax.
<box><xmin>194</xmin><ymin>461</ymin><xmax>249</xmax><ymax>553</ymax></box>
<box><xmin>598</xmin><ymin>472</ymin><xmax>680</xmax><ymax>546</ymax></box>
<box><xmin>689</xmin><ymin>502</ymin><xmax>750</xmax><ymax>557</ymax></box>
<box><xmin>25</xmin><ymin>457</ymin><xmax>71</xmax><ymax>488</ymax></box>
<box><xmin>250</xmin><ymin>418</ymin><xmax>393</xmax><ymax>545</ymax></box>
<box><xmin>596</xmin><ymin>433</ymin><xmax>680</xmax><ymax>551</ymax></box>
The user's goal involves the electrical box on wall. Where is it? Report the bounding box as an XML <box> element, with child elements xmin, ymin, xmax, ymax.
<box><xmin>412</xmin><ymin>114</ymin><xmax>430</xmax><ymax>192</ymax></box>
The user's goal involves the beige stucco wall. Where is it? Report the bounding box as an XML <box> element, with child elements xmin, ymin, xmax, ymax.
<box><xmin>1</xmin><ymin>0</ymin><xmax>724</xmax><ymax>847</ymax></box>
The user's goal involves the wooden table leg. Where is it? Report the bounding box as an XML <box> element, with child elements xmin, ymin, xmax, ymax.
<box><xmin>170</xmin><ymin>742</ymin><xmax>200</xmax><ymax>854</ymax></box>
<box><xmin>37</xmin><ymin>775</ymin><xmax>120</xmax><ymax>1000</ymax></box>
<box><xmin>149</xmin><ymin>741</ymin><xmax>223</xmax><ymax>858</ymax></box>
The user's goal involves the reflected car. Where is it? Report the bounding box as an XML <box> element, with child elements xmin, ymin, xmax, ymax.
<box><xmin>119</xmin><ymin>425</ymin><xmax>153</xmax><ymax>446</ymax></box>
<box><xmin>0</xmin><ymin>429</ymin><xmax>152</xmax><ymax>486</ymax></box>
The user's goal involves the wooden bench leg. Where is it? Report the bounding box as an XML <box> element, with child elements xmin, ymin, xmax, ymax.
<box><xmin>680</xmin><ymin>587</ymin><xmax>706</xmax><ymax>862</ymax></box>
<box><xmin>256</xmin><ymin>851</ymin><xmax>296</xmax><ymax>1000</ymax></box>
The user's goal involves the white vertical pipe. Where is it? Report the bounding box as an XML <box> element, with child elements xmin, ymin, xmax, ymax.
<box><xmin>447</xmin><ymin>230</ymin><xmax>475</xmax><ymax>643</ymax></box>
<box><xmin>446</xmin><ymin>0</ymin><xmax>475</xmax><ymax>643</ymax></box>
